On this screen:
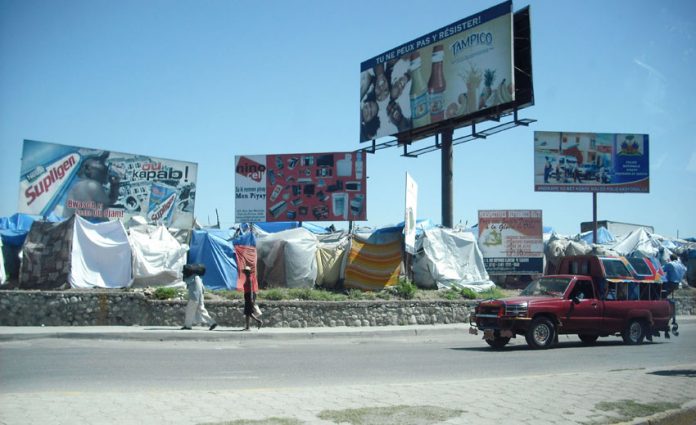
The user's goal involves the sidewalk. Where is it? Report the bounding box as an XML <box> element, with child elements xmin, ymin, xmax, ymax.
<box><xmin>1</xmin><ymin>318</ymin><xmax>695</xmax><ymax>425</ymax></box>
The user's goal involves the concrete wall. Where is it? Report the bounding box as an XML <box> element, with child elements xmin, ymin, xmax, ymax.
<box><xmin>0</xmin><ymin>290</ymin><xmax>692</xmax><ymax>327</ymax></box>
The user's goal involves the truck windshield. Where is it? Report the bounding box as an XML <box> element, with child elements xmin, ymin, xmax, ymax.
<box><xmin>521</xmin><ymin>277</ymin><xmax>571</xmax><ymax>297</ymax></box>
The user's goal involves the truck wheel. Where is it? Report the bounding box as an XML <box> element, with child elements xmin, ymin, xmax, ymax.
<box><xmin>486</xmin><ymin>337</ymin><xmax>511</xmax><ymax>350</ymax></box>
<box><xmin>621</xmin><ymin>319</ymin><xmax>645</xmax><ymax>345</ymax></box>
<box><xmin>525</xmin><ymin>317</ymin><xmax>556</xmax><ymax>349</ymax></box>
<box><xmin>578</xmin><ymin>334</ymin><xmax>598</xmax><ymax>344</ymax></box>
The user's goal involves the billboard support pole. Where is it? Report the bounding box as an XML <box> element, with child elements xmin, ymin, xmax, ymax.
<box><xmin>441</xmin><ymin>128</ymin><xmax>454</xmax><ymax>228</ymax></box>
<box><xmin>592</xmin><ymin>192</ymin><xmax>598</xmax><ymax>244</ymax></box>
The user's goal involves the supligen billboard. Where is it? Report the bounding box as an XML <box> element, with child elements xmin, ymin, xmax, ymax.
<box><xmin>360</xmin><ymin>1</ymin><xmax>514</xmax><ymax>142</ymax></box>
<box><xmin>19</xmin><ymin>139</ymin><xmax>198</xmax><ymax>228</ymax></box>
<box><xmin>534</xmin><ymin>131</ymin><xmax>650</xmax><ymax>193</ymax></box>
<box><xmin>235</xmin><ymin>151</ymin><xmax>367</xmax><ymax>223</ymax></box>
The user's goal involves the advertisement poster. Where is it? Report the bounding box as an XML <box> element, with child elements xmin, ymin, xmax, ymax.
<box><xmin>478</xmin><ymin>209</ymin><xmax>543</xmax><ymax>274</ymax></box>
<box><xmin>235</xmin><ymin>151</ymin><xmax>367</xmax><ymax>223</ymax></box>
<box><xmin>19</xmin><ymin>139</ymin><xmax>197</xmax><ymax>228</ymax></box>
<box><xmin>360</xmin><ymin>1</ymin><xmax>513</xmax><ymax>142</ymax></box>
<box><xmin>404</xmin><ymin>172</ymin><xmax>418</xmax><ymax>255</ymax></box>
<box><xmin>534</xmin><ymin>131</ymin><xmax>650</xmax><ymax>193</ymax></box>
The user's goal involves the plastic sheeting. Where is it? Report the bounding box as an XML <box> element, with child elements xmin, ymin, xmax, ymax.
<box><xmin>69</xmin><ymin>216</ymin><xmax>133</xmax><ymax>289</ymax></box>
<box><xmin>129</xmin><ymin>222</ymin><xmax>188</xmax><ymax>288</ymax></box>
<box><xmin>315</xmin><ymin>236</ymin><xmax>350</xmax><ymax>289</ymax></box>
<box><xmin>256</xmin><ymin>227</ymin><xmax>318</xmax><ymax>289</ymax></box>
<box><xmin>188</xmin><ymin>229</ymin><xmax>238</xmax><ymax>290</ymax></box>
<box><xmin>344</xmin><ymin>234</ymin><xmax>401</xmax><ymax>291</ymax></box>
<box><xmin>19</xmin><ymin>216</ymin><xmax>75</xmax><ymax>289</ymax></box>
<box><xmin>0</xmin><ymin>238</ymin><xmax>5</xmax><ymax>285</ymax></box>
<box><xmin>609</xmin><ymin>228</ymin><xmax>661</xmax><ymax>258</ymax></box>
<box><xmin>412</xmin><ymin>228</ymin><xmax>494</xmax><ymax>291</ymax></box>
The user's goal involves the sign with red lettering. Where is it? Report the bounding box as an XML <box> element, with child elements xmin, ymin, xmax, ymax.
<box><xmin>18</xmin><ymin>139</ymin><xmax>198</xmax><ymax>228</ymax></box>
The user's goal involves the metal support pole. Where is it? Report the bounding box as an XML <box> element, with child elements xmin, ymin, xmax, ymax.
<box><xmin>592</xmin><ymin>192</ymin><xmax>597</xmax><ymax>244</ymax></box>
<box><xmin>441</xmin><ymin>128</ymin><xmax>454</xmax><ymax>228</ymax></box>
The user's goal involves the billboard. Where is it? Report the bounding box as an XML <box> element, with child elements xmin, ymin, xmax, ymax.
<box><xmin>404</xmin><ymin>172</ymin><xmax>418</xmax><ymax>254</ymax></box>
<box><xmin>235</xmin><ymin>151</ymin><xmax>367</xmax><ymax>223</ymax></box>
<box><xmin>360</xmin><ymin>1</ymin><xmax>514</xmax><ymax>142</ymax></box>
<box><xmin>534</xmin><ymin>131</ymin><xmax>650</xmax><ymax>193</ymax></box>
<box><xmin>478</xmin><ymin>209</ymin><xmax>543</xmax><ymax>274</ymax></box>
<box><xmin>19</xmin><ymin>139</ymin><xmax>197</xmax><ymax>228</ymax></box>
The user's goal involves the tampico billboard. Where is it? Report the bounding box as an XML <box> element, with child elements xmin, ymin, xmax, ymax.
<box><xmin>235</xmin><ymin>151</ymin><xmax>367</xmax><ymax>223</ymax></box>
<box><xmin>19</xmin><ymin>139</ymin><xmax>198</xmax><ymax>228</ymax></box>
<box><xmin>478</xmin><ymin>209</ymin><xmax>543</xmax><ymax>274</ymax></box>
<box><xmin>360</xmin><ymin>1</ymin><xmax>514</xmax><ymax>142</ymax></box>
<box><xmin>534</xmin><ymin>131</ymin><xmax>650</xmax><ymax>193</ymax></box>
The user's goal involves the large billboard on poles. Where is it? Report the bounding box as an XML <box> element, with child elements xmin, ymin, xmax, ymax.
<box><xmin>360</xmin><ymin>1</ymin><xmax>515</xmax><ymax>143</ymax></box>
<box><xmin>534</xmin><ymin>131</ymin><xmax>650</xmax><ymax>193</ymax></box>
<box><xmin>478</xmin><ymin>209</ymin><xmax>543</xmax><ymax>274</ymax></box>
<box><xmin>235</xmin><ymin>151</ymin><xmax>367</xmax><ymax>223</ymax></box>
<box><xmin>19</xmin><ymin>139</ymin><xmax>198</xmax><ymax>228</ymax></box>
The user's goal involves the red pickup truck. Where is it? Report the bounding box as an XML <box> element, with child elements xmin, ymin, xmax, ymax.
<box><xmin>469</xmin><ymin>255</ymin><xmax>673</xmax><ymax>349</ymax></box>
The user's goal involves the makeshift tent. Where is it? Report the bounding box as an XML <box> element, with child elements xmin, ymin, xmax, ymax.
<box><xmin>19</xmin><ymin>216</ymin><xmax>75</xmax><ymax>289</ymax></box>
<box><xmin>315</xmin><ymin>233</ymin><xmax>350</xmax><ymax>289</ymax></box>
<box><xmin>69</xmin><ymin>216</ymin><xmax>133</xmax><ymax>288</ymax></box>
<box><xmin>412</xmin><ymin>228</ymin><xmax>495</xmax><ymax>291</ymax></box>
<box><xmin>187</xmin><ymin>228</ymin><xmax>238</xmax><ymax>290</ymax></box>
<box><xmin>253</xmin><ymin>221</ymin><xmax>331</xmax><ymax>235</ymax></box>
<box><xmin>256</xmin><ymin>228</ymin><xmax>317</xmax><ymax>289</ymax></box>
<box><xmin>577</xmin><ymin>227</ymin><xmax>616</xmax><ymax>244</ymax></box>
<box><xmin>0</xmin><ymin>238</ymin><xmax>6</xmax><ymax>285</ymax></box>
<box><xmin>1</xmin><ymin>213</ymin><xmax>62</xmax><ymax>281</ymax></box>
<box><xmin>344</xmin><ymin>229</ymin><xmax>401</xmax><ymax>291</ymax></box>
<box><xmin>609</xmin><ymin>228</ymin><xmax>661</xmax><ymax>259</ymax></box>
<box><xmin>128</xmin><ymin>220</ymin><xmax>188</xmax><ymax>288</ymax></box>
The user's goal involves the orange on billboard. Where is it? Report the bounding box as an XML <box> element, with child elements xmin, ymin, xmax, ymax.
<box><xmin>235</xmin><ymin>152</ymin><xmax>367</xmax><ymax>223</ymax></box>
<box><xmin>360</xmin><ymin>1</ymin><xmax>514</xmax><ymax>143</ymax></box>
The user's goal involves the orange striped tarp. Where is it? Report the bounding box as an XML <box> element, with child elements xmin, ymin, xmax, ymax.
<box><xmin>344</xmin><ymin>237</ymin><xmax>401</xmax><ymax>291</ymax></box>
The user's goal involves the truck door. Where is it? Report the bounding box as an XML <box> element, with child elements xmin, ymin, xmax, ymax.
<box><xmin>563</xmin><ymin>278</ymin><xmax>603</xmax><ymax>332</ymax></box>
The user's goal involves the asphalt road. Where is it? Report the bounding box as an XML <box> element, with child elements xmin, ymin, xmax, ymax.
<box><xmin>2</xmin><ymin>322</ymin><xmax>695</xmax><ymax>394</ymax></box>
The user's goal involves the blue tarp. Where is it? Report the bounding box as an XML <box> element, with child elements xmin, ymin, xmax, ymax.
<box><xmin>0</xmin><ymin>213</ymin><xmax>63</xmax><ymax>246</ymax></box>
<box><xmin>188</xmin><ymin>229</ymin><xmax>237</xmax><ymax>290</ymax></box>
<box><xmin>252</xmin><ymin>221</ymin><xmax>331</xmax><ymax>234</ymax></box>
<box><xmin>372</xmin><ymin>218</ymin><xmax>434</xmax><ymax>235</ymax></box>
<box><xmin>579</xmin><ymin>227</ymin><xmax>616</xmax><ymax>244</ymax></box>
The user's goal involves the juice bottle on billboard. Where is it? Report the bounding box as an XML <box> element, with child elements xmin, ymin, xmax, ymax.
<box><xmin>428</xmin><ymin>45</ymin><xmax>446</xmax><ymax>123</ymax></box>
<box><xmin>409</xmin><ymin>52</ymin><xmax>430</xmax><ymax>129</ymax></box>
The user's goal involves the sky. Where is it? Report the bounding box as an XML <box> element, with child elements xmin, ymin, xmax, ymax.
<box><xmin>1</xmin><ymin>0</ymin><xmax>695</xmax><ymax>238</ymax></box>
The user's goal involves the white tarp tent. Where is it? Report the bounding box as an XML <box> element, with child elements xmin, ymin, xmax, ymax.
<box><xmin>0</xmin><ymin>237</ymin><xmax>5</xmax><ymax>285</ymax></box>
<box><xmin>256</xmin><ymin>227</ymin><xmax>319</xmax><ymax>288</ymax></box>
<box><xmin>412</xmin><ymin>228</ymin><xmax>495</xmax><ymax>292</ymax></box>
<box><xmin>69</xmin><ymin>216</ymin><xmax>133</xmax><ymax>289</ymax></box>
<box><xmin>128</xmin><ymin>218</ymin><xmax>188</xmax><ymax>288</ymax></box>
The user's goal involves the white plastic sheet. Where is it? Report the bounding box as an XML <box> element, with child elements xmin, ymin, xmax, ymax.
<box><xmin>256</xmin><ymin>227</ymin><xmax>318</xmax><ymax>288</ymax></box>
<box><xmin>69</xmin><ymin>216</ymin><xmax>133</xmax><ymax>289</ymax></box>
<box><xmin>413</xmin><ymin>228</ymin><xmax>494</xmax><ymax>291</ymax></box>
<box><xmin>129</xmin><ymin>222</ymin><xmax>188</xmax><ymax>288</ymax></box>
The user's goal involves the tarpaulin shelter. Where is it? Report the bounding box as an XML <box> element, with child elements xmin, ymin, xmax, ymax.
<box><xmin>187</xmin><ymin>228</ymin><xmax>238</xmax><ymax>290</ymax></box>
<box><xmin>253</xmin><ymin>221</ymin><xmax>332</xmax><ymax>235</ymax></box>
<box><xmin>577</xmin><ymin>227</ymin><xmax>616</xmax><ymax>245</ymax></box>
<box><xmin>69</xmin><ymin>216</ymin><xmax>133</xmax><ymax>288</ymax></box>
<box><xmin>412</xmin><ymin>228</ymin><xmax>495</xmax><ymax>291</ymax></box>
<box><xmin>1</xmin><ymin>213</ymin><xmax>62</xmax><ymax>281</ymax></box>
<box><xmin>234</xmin><ymin>231</ymin><xmax>258</xmax><ymax>292</ymax></box>
<box><xmin>256</xmin><ymin>227</ymin><xmax>317</xmax><ymax>289</ymax></box>
<box><xmin>127</xmin><ymin>218</ymin><xmax>188</xmax><ymax>288</ymax></box>
<box><xmin>315</xmin><ymin>232</ymin><xmax>350</xmax><ymax>289</ymax></box>
<box><xmin>19</xmin><ymin>215</ymin><xmax>132</xmax><ymax>289</ymax></box>
<box><xmin>344</xmin><ymin>227</ymin><xmax>402</xmax><ymax>291</ymax></box>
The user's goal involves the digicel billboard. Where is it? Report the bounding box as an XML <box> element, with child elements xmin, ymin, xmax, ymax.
<box><xmin>235</xmin><ymin>152</ymin><xmax>367</xmax><ymax>223</ymax></box>
<box><xmin>360</xmin><ymin>1</ymin><xmax>514</xmax><ymax>143</ymax></box>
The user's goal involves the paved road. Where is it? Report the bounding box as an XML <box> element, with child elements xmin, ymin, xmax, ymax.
<box><xmin>1</xmin><ymin>321</ymin><xmax>695</xmax><ymax>425</ymax></box>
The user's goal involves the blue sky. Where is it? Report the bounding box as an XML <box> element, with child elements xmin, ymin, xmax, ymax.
<box><xmin>1</xmin><ymin>0</ymin><xmax>695</xmax><ymax>237</ymax></box>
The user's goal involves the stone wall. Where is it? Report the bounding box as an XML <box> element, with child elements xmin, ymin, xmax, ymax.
<box><xmin>0</xmin><ymin>290</ymin><xmax>473</xmax><ymax>327</ymax></box>
<box><xmin>0</xmin><ymin>290</ymin><xmax>692</xmax><ymax>327</ymax></box>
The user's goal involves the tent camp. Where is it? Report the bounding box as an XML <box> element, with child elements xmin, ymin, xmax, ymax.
<box><xmin>19</xmin><ymin>215</ymin><xmax>133</xmax><ymax>289</ymax></box>
<box><xmin>187</xmin><ymin>228</ymin><xmax>238</xmax><ymax>290</ymax></box>
<box><xmin>412</xmin><ymin>228</ymin><xmax>495</xmax><ymax>291</ymax></box>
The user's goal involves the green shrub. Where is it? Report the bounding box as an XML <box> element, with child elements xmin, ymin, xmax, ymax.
<box><xmin>153</xmin><ymin>287</ymin><xmax>179</xmax><ymax>300</ymax></box>
<box><xmin>395</xmin><ymin>277</ymin><xmax>417</xmax><ymax>299</ymax></box>
<box><xmin>460</xmin><ymin>288</ymin><xmax>478</xmax><ymax>299</ymax></box>
<box><xmin>259</xmin><ymin>288</ymin><xmax>286</xmax><ymax>300</ymax></box>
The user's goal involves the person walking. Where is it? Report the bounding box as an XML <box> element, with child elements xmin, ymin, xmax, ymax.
<box><xmin>181</xmin><ymin>264</ymin><xmax>218</xmax><ymax>330</ymax></box>
<box><xmin>242</xmin><ymin>266</ymin><xmax>263</xmax><ymax>330</ymax></box>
